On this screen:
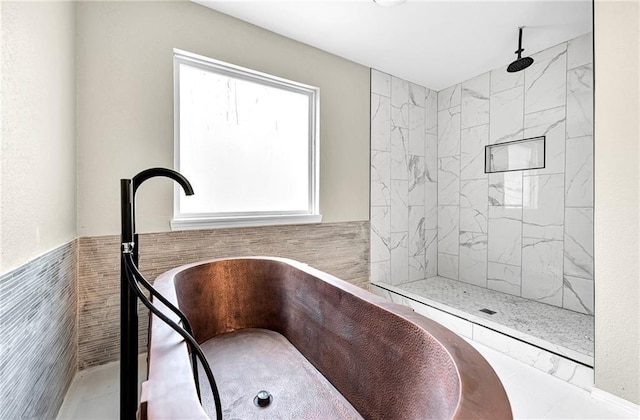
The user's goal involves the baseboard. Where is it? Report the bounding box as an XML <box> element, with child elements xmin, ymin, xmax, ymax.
<box><xmin>591</xmin><ymin>387</ymin><xmax>640</xmax><ymax>416</ymax></box>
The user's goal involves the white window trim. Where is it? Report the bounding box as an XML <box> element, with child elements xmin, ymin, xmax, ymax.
<box><xmin>172</xmin><ymin>49</ymin><xmax>321</xmax><ymax>230</ymax></box>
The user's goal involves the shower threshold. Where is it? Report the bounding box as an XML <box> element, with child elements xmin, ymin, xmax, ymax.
<box><xmin>371</xmin><ymin>277</ymin><xmax>594</xmax><ymax>368</ymax></box>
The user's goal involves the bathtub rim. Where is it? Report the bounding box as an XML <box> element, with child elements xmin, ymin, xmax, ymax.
<box><xmin>142</xmin><ymin>256</ymin><xmax>512</xmax><ymax>420</ymax></box>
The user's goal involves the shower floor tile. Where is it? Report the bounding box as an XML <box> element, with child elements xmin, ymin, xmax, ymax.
<box><xmin>372</xmin><ymin>276</ymin><xmax>594</xmax><ymax>365</ymax></box>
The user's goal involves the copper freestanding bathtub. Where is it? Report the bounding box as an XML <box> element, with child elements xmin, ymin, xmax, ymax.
<box><xmin>140</xmin><ymin>257</ymin><xmax>512</xmax><ymax>419</ymax></box>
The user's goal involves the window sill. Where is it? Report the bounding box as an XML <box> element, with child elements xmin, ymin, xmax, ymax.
<box><xmin>170</xmin><ymin>214</ymin><xmax>323</xmax><ymax>231</ymax></box>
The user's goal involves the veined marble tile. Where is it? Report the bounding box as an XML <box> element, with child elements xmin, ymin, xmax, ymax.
<box><xmin>459</xmin><ymin>232</ymin><xmax>488</xmax><ymax>287</ymax></box>
<box><xmin>460</xmin><ymin>179</ymin><xmax>488</xmax><ymax>234</ymax></box>
<box><xmin>408</xmin><ymin>205</ymin><xmax>426</xmax><ymax>256</ymax></box>
<box><xmin>425</xmin><ymin>182</ymin><xmax>437</xmax><ymax>230</ymax></box>
<box><xmin>408</xmin><ymin>155</ymin><xmax>425</xmax><ymax>206</ymax></box>
<box><xmin>438</xmin><ymin>253</ymin><xmax>459</xmax><ymax>280</ymax></box>
<box><xmin>565</xmin><ymin>136</ymin><xmax>593</xmax><ymax>207</ymax></box>
<box><xmin>491</xmin><ymin>64</ymin><xmax>525</xmax><ymax>94</ymax></box>
<box><xmin>438</xmin><ymin>205</ymin><xmax>460</xmax><ymax>255</ymax></box>
<box><xmin>409</xmin><ymin>253</ymin><xmax>426</xmax><ymax>282</ymax></box>
<box><xmin>567</xmin><ymin>33</ymin><xmax>593</xmax><ymax>70</ymax></box>
<box><xmin>408</xmin><ymin>104</ymin><xmax>426</xmax><ymax>155</ymax></box>
<box><xmin>460</xmin><ymin>124</ymin><xmax>489</xmax><ymax>180</ymax></box>
<box><xmin>461</xmin><ymin>72</ymin><xmax>490</xmax><ymax>129</ymax></box>
<box><xmin>489</xmin><ymin>172</ymin><xmax>523</xmax><ymax>207</ymax></box>
<box><xmin>566</xmin><ymin>64</ymin><xmax>593</xmax><ymax>139</ymax></box>
<box><xmin>403</xmin><ymin>297</ymin><xmax>473</xmax><ymax>338</ymax></box>
<box><xmin>370</xmin><ymin>150</ymin><xmax>390</xmax><ymax>207</ymax></box>
<box><xmin>371</xmin><ymin>260</ymin><xmax>391</xmax><ymax>284</ymax></box>
<box><xmin>408</xmin><ymin>82</ymin><xmax>426</xmax><ymax>107</ymax></box>
<box><xmin>524</xmin><ymin>46</ymin><xmax>567</xmax><ymax>114</ymax></box>
<box><xmin>438</xmin><ymin>156</ymin><xmax>460</xmax><ymax>206</ymax></box>
<box><xmin>563</xmin><ymin>276</ymin><xmax>594</xmax><ymax>315</ymax></box>
<box><xmin>488</xmin><ymin>206</ymin><xmax>522</xmax><ymax>266</ymax></box>
<box><xmin>425</xmin><ymin>229</ymin><xmax>438</xmax><ymax>278</ymax></box>
<box><xmin>437</xmin><ymin>106</ymin><xmax>461</xmax><ymax>157</ymax></box>
<box><xmin>370</xmin><ymin>206</ymin><xmax>390</xmax><ymax>263</ymax></box>
<box><xmin>564</xmin><ymin>208</ymin><xmax>593</xmax><ymax>280</ymax></box>
<box><xmin>390</xmin><ymin>179</ymin><xmax>408</xmax><ymax>233</ymax></box>
<box><xmin>523</xmin><ymin>174</ymin><xmax>565</xmax><ymax>240</ymax></box>
<box><xmin>425</xmin><ymin>89</ymin><xmax>438</xmax><ymax>135</ymax></box>
<box><xmin>487</xmin><ymin>261</ymin><xmax>521</xmax><ymax>296</ymax></box>
<box><xmin>371</xmin><ymin>287</ymin><xmax>475</xmax><ymax>338</ymax></box>
<box><xmin>472</xmin><ymin>325</ymin><xmax>594</xmax><ymax>390</ymax></box>
<box><xmin>370</xmin><ymin>283</ymin><xmax>393</xmax><ymax>300</ymax></box>
<box><xmin>522</xmin><ymin>238</ymin><xmax>563</xmax><ymax>307</ymax></box>
<box><xmin>390</xmin><ymin>126</ymin><xmax>408</xmax><ymax>180</ymax></box>
<box><xmin>438</xmin><ymin>83</ymin><xmax>461</xmax><ymax>110</ymax></box>
<box><xmin>371</xmin><ymin>69</ymin><xmax>390</xmax><ymax>97</ymax></box>
<box><xmin>490</xmin><ymin>86</ymin><xmax>524</xmax><ymax>144</ymax></box>
<box><xmin>530</xmin><ymin>43</ymin><xmax>567</xmax><ymax>65</ymax></box>
<box><xmin>391</xmin><ymin>76</ymin><xmax>409</xmax><ymax>128</ymax></box>
<box><xmin>371</xmin><ymin>94</ymin><xmax>390</xmax><ymax>152</ymax></box>
<box><xmin>425</xmin><ymin>133</ymin><xmax>437</xmax><ymax>182</ymax></box>
<box><xmin>390</xmin><ymin>232</ymin><xmax>408</xmax><ymax>286</ymax></box>
<box><xmin>524</xmin><ymin>106</ymin><xmax>566</xmax><ymax>176</ymax></box>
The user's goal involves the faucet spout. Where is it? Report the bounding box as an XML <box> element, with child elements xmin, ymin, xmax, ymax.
<box><xmin>132</xmin><ymin>167</ymin><xmax>194</xmax><ymax>196</ymax></box>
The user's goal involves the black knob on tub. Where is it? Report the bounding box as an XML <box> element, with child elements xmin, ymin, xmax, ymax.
<box><xmin>254</xmin><ymin>390</ymin><xmax>272</xmax><ymax>407</ymax></box>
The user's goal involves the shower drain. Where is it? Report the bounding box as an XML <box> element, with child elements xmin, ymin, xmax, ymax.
<box><xmin>479</xmin><ymin>308</ymin><xmax>497</xmax><ymax>315</ymax></box>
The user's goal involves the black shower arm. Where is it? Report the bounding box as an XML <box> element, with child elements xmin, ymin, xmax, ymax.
<box><xmin>516</xmin><ymin>26</ymin><xmax>525</xmax><ymax>57</ymax></box>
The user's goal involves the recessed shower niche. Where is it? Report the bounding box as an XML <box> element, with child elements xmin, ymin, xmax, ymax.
<box><xmin>485</xmin><ymin>136</ymin><xmax>545</xmax><ymax>173</ymax></box>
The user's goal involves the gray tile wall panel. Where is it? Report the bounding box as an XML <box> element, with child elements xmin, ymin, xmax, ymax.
<box><xmin>0</xmin><ymin>240</ymin><xmax>77</xmax><ymax>420</ymax></box>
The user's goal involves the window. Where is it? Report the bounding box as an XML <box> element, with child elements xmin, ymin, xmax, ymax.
<box><xmin>172</xmin><ymin>49</ymin><xmax>320</xmax><ymax>229</ymax></box>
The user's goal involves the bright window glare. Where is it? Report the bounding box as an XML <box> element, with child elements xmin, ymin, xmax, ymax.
<box><xmin>178</xmin><ymin>62</ymin><xmax>313</xmax><ymax>215</ymax></box>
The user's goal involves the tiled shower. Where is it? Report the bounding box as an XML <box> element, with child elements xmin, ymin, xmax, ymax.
<box><xmin>370</xmin><ymin>74</ymin><xmax>438</xmax><ymax>286</ymax></box>
<box><xmin>370</xmin><ymin>33</ymin><xmax>593</xmax><ymax>316</ymax></box>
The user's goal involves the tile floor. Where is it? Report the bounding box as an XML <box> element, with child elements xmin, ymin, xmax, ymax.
<box><xmin>56</xmin><ymin>355</ymin><xmax>147</xmax><ymax>420</ymax></box>
<box><xmin>56</xmin><ymin>343</ymin><xmax>637</xmax><ymax>420</ymax></box>
<box><xmin>377</xmin><ymin>277</ymin><xmax>594</xmax><ymax>361</ymax></box>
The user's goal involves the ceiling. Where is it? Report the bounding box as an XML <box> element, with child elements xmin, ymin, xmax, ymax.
<box><xmin>195</xmin><ymin>0</ymin><xmax>593</xmax><ymax>91</ymax></box>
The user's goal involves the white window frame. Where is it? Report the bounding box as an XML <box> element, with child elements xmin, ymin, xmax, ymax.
<box><xmin>171</xmin><ymin>49</ymin><xmax>321</xmax><ymax>230</ymax></box>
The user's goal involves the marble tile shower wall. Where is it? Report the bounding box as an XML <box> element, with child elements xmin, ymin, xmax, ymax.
<box><xmin>436</xmin><ymin>33</ymin><xmax>594</xmax><ymax>315</ymax></box>
<box><xmin>370</xmin><ymin>70</ymin><xmax>438</xmax><ymax>286</ymax></box>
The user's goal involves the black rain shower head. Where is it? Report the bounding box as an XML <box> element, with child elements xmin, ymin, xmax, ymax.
<box><xmin>507</xmin><ymin>56</ymin><xmax>534</xmax><ymax>73</ymax></box>
<box><xmin>507</xmin><ymin>27</ymin><xmax>534</xmax><ymax>73</ymax></box>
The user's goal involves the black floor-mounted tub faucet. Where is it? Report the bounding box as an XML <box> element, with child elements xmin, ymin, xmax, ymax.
<box><xmin>119</xmin><ymin>168</ymin><xmax>222</xmax><ymax>420</ymax></box>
